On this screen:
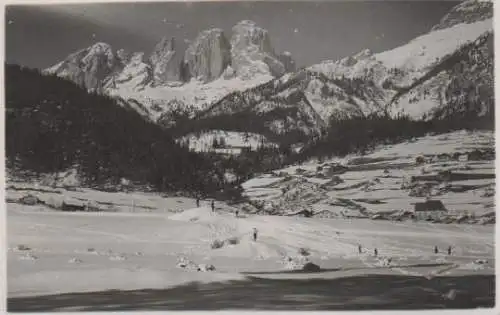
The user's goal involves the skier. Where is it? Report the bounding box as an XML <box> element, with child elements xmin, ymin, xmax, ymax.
<box><xmin>252</xmin><ymin>228</ymin><xmax>258</xmax><ymax>242</ymax></box>
<box><xmin>434</xmin><ymin>246</ymin><xmax>439</xmax><ymax>254</ymax></box>
<box><xmin>211</xmin><ymin>200</ymin><xmax>215</xmax><ymax>212</ymax></box>
<box><xmin>447</xmin><ymin>246</ymin><xmax>452</xmax><ymax>256</ymax></box>
<box><xmin>374</xmin><ymin>248</ymin><xmax>378</xmax><ymax>257</ymax></box>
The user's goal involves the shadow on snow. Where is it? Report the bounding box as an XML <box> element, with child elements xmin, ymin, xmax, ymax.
<box><xmin>8</xmin><ymin>274</ymin><xmax>495</xmax><ymax>312</ymax></box>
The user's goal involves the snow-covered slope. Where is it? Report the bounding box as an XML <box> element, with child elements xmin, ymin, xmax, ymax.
<box><xmin>108</xmin><ymin>73</ymin><xmax>273</xmax><ymax>122</ymax></box>
<box><xmin>241</xmin><ymin>130</ymin><xmax>495</xmax><ymax>220</ymax></box>
<box><xmin>389</xmin><ymin>31</ymin><xmax>493</xmax><ymax>119</ymax></box>
<box><xmin>308</xmin><ymin>17</ymin><xmax>493</xmax><ymax>120</ymax></box>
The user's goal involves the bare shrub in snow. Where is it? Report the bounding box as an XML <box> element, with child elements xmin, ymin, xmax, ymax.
<box><xmin>415</xmin><ymin>156</ymin><xmax>426</xmax><ymax>165</ymax></box>
<box><xmin>298</xmin><ymin>247</ymin><xmax>311</xmax><ymax>256</ymax></box>
<box><xmin>198</xmin><ymin>264</ymin><xmax>216</xmax><ymax>272</ymax></box>
<box><xmin>15</xmin><ymin>244</ymin><xmax>31</xmax><ymax>251</ymax></box>
<box><xmin>211</xmin><ymin>239</ymin><xmax>224</xmax><ymax>249</ymax></box>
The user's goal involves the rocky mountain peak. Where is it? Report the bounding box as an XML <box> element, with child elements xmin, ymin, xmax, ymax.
<box><xmin>149</xmin><ymin>36</ymin><xmax>180</xmax><ymax>85</ymax></box>
<box><xmin>184</xmin><ymin>28</ymin><xmax>232</xmax><ymax>83</ymax></box>
<box><xmin>116</xmin><ymin>48</ymin><xmax>130</xmax><ymax>64</ymax></box>
<box><xmin>230</xmin><ymin>20</ymin><xmax>286</xmax><ymax>79</ymax></box>
<box><xmin>44</xmin><ymin>42</ymin><xmax>118</xmax><ymax>91</ymax></box>
<box><xmin>431</xmin><ymin>0</ymin><xmax>493</xmax><ymax>31</ymax></box>
<box><xmin>279</xmin><ymin>51</ymin><xmax>296</xmax><ymax>73</ymax></box>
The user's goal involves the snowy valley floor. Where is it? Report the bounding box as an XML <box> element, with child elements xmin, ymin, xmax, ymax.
<box><xmin>7</xmin><ymin>200</ymin><xmax>495</xmax><ymax>311</ymax></box>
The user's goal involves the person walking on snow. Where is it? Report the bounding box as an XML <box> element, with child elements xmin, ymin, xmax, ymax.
<box><xmin>252</xmin><ymin>228</ymin><xmax>258</xmax><ymax>242</ymax></box>
<box><xmin>196</xmin><ymin>198</ymin><xmax>200</xmax><ymax>208</ymax></box>
<box><xmin>434</xmin><ymin>246</ymin><xmax>439</xmax><ymax>254</ymax></box>
<box><xmin>447</xmin><ymin>246</ymin><xmax>452</xmax><ymax>256</ymax></box>
<box><xmin>358</xmin><ymin>244</ymin><xmax>362</xmax><ymax>254</ymax></box>
<box><xmin>211</xmin><ymin>200</ymin><xmax>215</xmax><ymax>212</ymax></box>
<box><xmin>374</xmin><ymin>248</ymin><xmax>378</xmax><ymax>257</ymax></box>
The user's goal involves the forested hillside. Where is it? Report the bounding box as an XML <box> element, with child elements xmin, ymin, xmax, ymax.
<box><xmin>5</xmin><ymin>64</ymin><xmax>222</xmax><ymax>195</ymax></box>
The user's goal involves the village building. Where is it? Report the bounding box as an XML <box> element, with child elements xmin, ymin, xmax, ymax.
<box><xmin>413</xmin><ymin>200</ymin><xmax>447</xmax><ymax>220</ymax></box>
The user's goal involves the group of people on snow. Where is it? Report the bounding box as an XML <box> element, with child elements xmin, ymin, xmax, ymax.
<box><xmin>357</xmin><ymin>244</ymin><xmax>454</xmax><ymax>257</ymax></box>
<box><xmin>196</xmin><ymin>197</ymin><xmax>216</xmax><ymax>212</ymax></box>
<box><xmin>196</xmin><ymin>197</ymin><xmax>258</xmax><ymax>242</ymax></box>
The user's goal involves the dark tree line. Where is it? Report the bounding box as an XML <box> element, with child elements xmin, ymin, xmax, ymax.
<box><xmin>292</xmin><ymin>110</ymin><xmax>494</xmax><ymax>163</ymax></box>
<box><xmin>5</xmin><ymin>64</ymin><xmax>228</xmax><ymax>196</ymax></box>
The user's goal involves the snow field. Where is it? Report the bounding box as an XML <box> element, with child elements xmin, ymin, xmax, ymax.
<box><xmin>7</xmin><ymin>198</ymin><xmax>494</xmax><ymax>297</ymax></box>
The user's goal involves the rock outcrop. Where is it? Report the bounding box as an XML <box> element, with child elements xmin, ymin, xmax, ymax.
<box><xmin>44</xmin><ymin>42</ymin><xmax>118</xmax><ymax>91</ymax></box>
<box><xmin>184</xmin><ymin>29</ymin><xmax>231</xmax><ymax>82</ymax></box>
<box><xmin>149</xmin><ymin>37</ymin><xmax>180</xmax><ymax>84</ymax></box>
<box><xmin>278</xmin><ymin>51</ymin><xmax>296</xmax><ymax>73</ymax></box>
<box><xmin>431</xmin><ymin>0</ymin><xmax>493</xmax><ymax>31</ymax></box>
<box><xmin>230</xmin><ymin>20</ymin><xmax>285</xmax><ymax>79</ymax></box>
<box><xmin>106</xmin><ymin>52</ymin><xmax>152</xmax><ymax>90</ymax></box>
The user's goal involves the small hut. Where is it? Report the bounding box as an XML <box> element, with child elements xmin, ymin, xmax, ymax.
<box><xmin>413</xmin><ymin>200</ymin><xmax>447</xmax><ymax>220</ymax></box>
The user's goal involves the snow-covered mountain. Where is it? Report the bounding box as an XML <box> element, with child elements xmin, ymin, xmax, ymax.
<box><xmin>44</xmin><ymin>20</ymin><xmax>293</xmax><ymax>121</ymax></box>
<box><xmin>195</xmin><ymin>0</ymin><xmax>493</xmax><ymax>140</ymax></box>
<box><xmin>45</xmin><ymin>0</ymin><xmax>493</xmax><ymax>142</ymax></box>
<box><xmin>306</xmin><ymin>0</ymin><xmax>493</xmax><ymax>120</ymax></box>
<box><xmin>45</xmin><ymin>42</ymin><xmax>119</xmax><ymax>92</ymax></box>
<box><xmin>230</xmin><ymin>20</ymin><xmax>287</xmax><ymax>79</ymax></box>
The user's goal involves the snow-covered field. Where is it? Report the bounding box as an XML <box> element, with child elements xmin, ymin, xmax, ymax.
<box><xmin>242</xmin><ymin>130</ymin><xmax>495</xmax><ymax>219</ymax></box>
<box><xmin>7</xmin><ymin>201</ymin><xmax>494</xmax><ymax>300</ymax></box>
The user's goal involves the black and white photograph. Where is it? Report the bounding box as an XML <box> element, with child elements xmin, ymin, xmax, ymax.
<box><xmin>4</xmin><ymin>0</ymin><xmax>496</xmax><ymax>312</ymax></box>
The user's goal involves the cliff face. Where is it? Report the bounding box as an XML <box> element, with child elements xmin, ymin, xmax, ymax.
<box><xmin>45</xmin><ymin>20</ymin><xmax>292</xmax><ymax>91</ymax></box>
<box><xmin>149</xmin><ymin>37</ymin><xmax>180</xmax><ymax>85</ymax></box>
<box><xmin>279</xmin><ymin>51</ymin><xmax>296</xmax><ymax>73</ymax></box>
<box><xmin>230</xmin><ymin>20</ymin><xmax>286</xmax><ymax>79</ymax></box>
<box><xmin>106</xmin><ymin>52</ymin><xmax>152</xmax><ymax>90</ymax></box>
<box><xmin>184</xmin><ymin>29</ymin><xmax>232</xmax><ymax>83</ymax></box>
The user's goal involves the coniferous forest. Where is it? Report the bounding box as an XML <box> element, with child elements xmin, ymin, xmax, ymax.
<box><xmin>5</xmin><ymin>64</ymin><xmax>225</xmax><ymax>195</ymax></box>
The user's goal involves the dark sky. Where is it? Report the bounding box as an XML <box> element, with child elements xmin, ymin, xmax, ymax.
<box><xmin>6</xmin><ymin>1</ymin><xmax>459</xmax><ymax>70</ymax></box>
